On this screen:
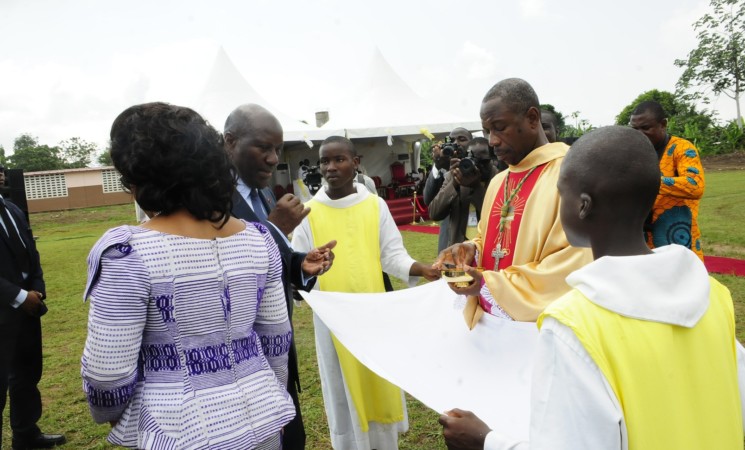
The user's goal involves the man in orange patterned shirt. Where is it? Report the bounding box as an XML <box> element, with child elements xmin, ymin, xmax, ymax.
<box><xmin>630</xmin><ymin>101</ymin><xmax>705</xmax><ymax>260</ymax></box>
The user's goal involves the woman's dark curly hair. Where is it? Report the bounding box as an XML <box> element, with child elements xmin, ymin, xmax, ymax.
<box><xmin>110</xmin><ymin>102</ymin><xmax>236</xmax><ymax>227</ymax></box>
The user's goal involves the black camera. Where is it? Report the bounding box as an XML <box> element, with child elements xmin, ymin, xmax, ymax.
<box><xmin>441</xmin><ymin>142</ymin><xmax>458</xmax><ymax>158</ymax></box>
<box><xmin>459</xmin><ymin>150</ymin><xmax>493</xmax><ymax>181</ymax></box>
<box><xmin>458</xmin><ymin>156</ymin><xmax>478</xmax><ymax>178</ymax></box>
<box><xmin>441</xmin><ymin>139</ymin><xmax>467</xmax><ymax>158</ymax></box>
<box><xmin>304</xmin><ymin>166</ymin><xmax>323</xmax><ymax>194</ymax></box>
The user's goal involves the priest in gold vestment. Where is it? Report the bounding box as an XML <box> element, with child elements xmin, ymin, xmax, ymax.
<box><xmin>438</xmin><ymin>78</ymin><xmax>592</xmax><ymax>322</ymax></box>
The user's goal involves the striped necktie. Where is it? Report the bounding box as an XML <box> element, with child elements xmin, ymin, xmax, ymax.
<box><xmin>250</xmin><ymin>188</ymin><xmax>268</xmax><ymax>223</ymax></box>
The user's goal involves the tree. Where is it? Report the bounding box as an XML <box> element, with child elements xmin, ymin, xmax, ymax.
<box><xmin>615</xmin><ymin>89</ymin><xmax>716</xmax><ymax>152</ymax></box>
<box><xmin>561</xmin><ymin>111</ymin><xmax>594</xmax><ymax>139</ymax></box>
<box><xmin>97</xmin><ymin>148</ymin><xmax>113</xmax><ymax>166</ymax></box>
<box><xmin>6</xmin><ymin>135</ymin><xmax>101</xmax><ymax>171</ymax></box>
<box><xmin>59</xmin><ymin>137</ymin><xmax>98</xmax><ymax>168</ymax></box>
<box><xmin>615</xmin><ymin>89</ymin><xmax>715</xmax><ymax>136</ymax></box>
<box><xmin>418</xmin><ymin>140</ymin><xmax>433</xmax><ymax>169</ymax></box>
<box><xmin>674</xmin><ymin>0</ymin><xmax>745</xmax><ymax>127</ymax></box>
<box><xmin>616</xmin><ymin>90</ymin><xmax>683</xmax><ymax>126</ymax></box>
<box><xmin>0</xmin><ymin>145</ymin><xmax>6</xmax><ymax>167</ymax></box>
<box><xmin>12</xmin><ymin>134</ymin><xmax>39</xmax><ymax>154</ymax></box>
<box><xmin>7</xmin><ymin>134</ymin><xmax>65</xmax><ymax>172</ymax></box>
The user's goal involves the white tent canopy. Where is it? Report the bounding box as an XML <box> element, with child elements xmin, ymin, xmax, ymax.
<box><xmin>321</xmin><ymin>48</ymin><xmax>482</xmax><ymax>140</ymax></box>
<box><xmin>196</xmin><ymin>47</ymin><xmax>343</xmax><ymax>142</ymax></box>
<box><xmin>196</xmin><ymin>47</ymin><xmax>483</xmax><ymax>187</ymax></box>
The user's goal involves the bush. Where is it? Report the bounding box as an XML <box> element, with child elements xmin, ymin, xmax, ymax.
<box><xmin>614</xmin><ymin>89</ymin><xmax>733</xmax><ymax>155</ymax></box>
<box><xmin>719</xmin><ymin>119</ymin><xmax>745</xmax><ymax>153</ymax></box>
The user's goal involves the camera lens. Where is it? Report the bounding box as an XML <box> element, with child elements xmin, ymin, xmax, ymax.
<box><xmin>441</xmin><ymin>144</ymin><xmax>455</xmax><ymax>157</ymax></box>
<box><xmin>459</xmin><ymin>158</ymin><xmax>479</xmax><ymax>179</ymax></box>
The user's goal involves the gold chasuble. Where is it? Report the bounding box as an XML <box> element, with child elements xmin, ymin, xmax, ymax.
<box><xmin>307</xmin><ymin>195</ymin><xmax>404</xmax><ymax>430</ymax></box>
<box><xmin>471</xmin><ymin>142</ymin><xmax>593</xmax><ymax>322</ymax></box>
<box><xmin>540</xmin><ymin>278</ymin><xmax>743</xmax><ymax>449</ymax></box>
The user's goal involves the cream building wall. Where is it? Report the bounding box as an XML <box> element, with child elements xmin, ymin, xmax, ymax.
<box><xmin>23</xmin><ymin>166</ymin><xmax>131</xmax><ymax>213</ymax></box>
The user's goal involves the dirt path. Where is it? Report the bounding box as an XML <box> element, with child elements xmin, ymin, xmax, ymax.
<box><xmin>702</xmin><ymin>151</ymin><xmax>745</xmax><ymax>171</ymax></box>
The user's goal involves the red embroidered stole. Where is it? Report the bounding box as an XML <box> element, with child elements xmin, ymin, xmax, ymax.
<box><xmin>481</xmin><ymin>163</ymin><xmax>548</xmax><ymax>271</ymax></box>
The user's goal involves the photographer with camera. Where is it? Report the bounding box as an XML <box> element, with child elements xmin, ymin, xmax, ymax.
<box><xmin>303</xmin><ymin>163</ymin><xmax>324</xmax><ymax>195</ymax></box>
<box><xmin>297</xmin><ymin>159</ymin><xmax>310</xmax><ymax>181</ymax></box>
<box><xmin>428</xmin><ymin>137</ymin><xmax>499</xmax><ymax>248</ymax></box>
<box><xmin>424</xmin><ymin>127</ymin><xmax>472</xmax><ymax>253</ymax></box>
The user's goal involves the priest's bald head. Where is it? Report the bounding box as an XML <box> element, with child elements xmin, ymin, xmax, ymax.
<box><xmin>480</xmin><ymin>78</ymin><xmax>548</xmax><ymax>166</ymax></box>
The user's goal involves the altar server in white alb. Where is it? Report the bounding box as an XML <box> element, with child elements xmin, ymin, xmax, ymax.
<box><xmin>292</xmin><ymin>136</ymin><xmax>439</xmax><ymax>450</ymax></box>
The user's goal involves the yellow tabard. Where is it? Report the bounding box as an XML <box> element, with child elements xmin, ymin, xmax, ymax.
<box><xmin>539</xmin><ymin>278</ymin><xmax>743</xmax><ymax>449</ymax></box>
<box><xmin>308</xmin><ymin>194</ymin><xmax>404</xmax><ymax>430</ymax></box>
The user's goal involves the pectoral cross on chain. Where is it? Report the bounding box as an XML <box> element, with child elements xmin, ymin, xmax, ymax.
<box><xmin>491</xmin><ymin>243</ymin><xmax>509</xmax><ymax>271</ymax></box>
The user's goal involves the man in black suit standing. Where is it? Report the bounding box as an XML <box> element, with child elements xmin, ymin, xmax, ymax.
<box><xmin>224</xmin><ymin>104</ymin><xmax>335</xmax><ymax>450</ymax></box>
<box><xmin>424</xmin><ymin>128</ymin><xmax>472</xmax><ymax>253</ymax></box>
<box><xmin>0</xmin><ymin>166</ymin><xmax>65</xmax><ymax>449</ymax></box>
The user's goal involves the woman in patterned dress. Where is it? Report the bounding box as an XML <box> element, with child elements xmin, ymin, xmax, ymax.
<box><xmin>82</xmin><ymin>103</ymin><xmax>296</xmax><ymax>449</ymax></box>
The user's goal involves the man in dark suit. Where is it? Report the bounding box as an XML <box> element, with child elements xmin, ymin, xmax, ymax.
<box><xmin>424</xmin><ymin>128</ymin><xmax>472</xmax><ymax>253</ymax></box>
<box><xmin>224</xmin><ymin>104</ymin><xmax>335</xmax><ymax>450</ymax></box>
<box><xmin>0</xmin><ymin>166</ymin><xmax>65</xmax><ymax>449</ymax></box>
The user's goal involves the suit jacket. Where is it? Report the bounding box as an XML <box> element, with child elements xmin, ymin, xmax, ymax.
<box><xmin>0</xmin><ymin>199</ymin><xmax>45</xmax><ymax>322</ymax></box>
<box><xmin>424</xmin><ymin>169</ymin><xmax>450</xmax><ymax>253</ymax></box>
<box><xmin>231</xmin><ymin>189</ymin><xmax>307</xmax><ymax>391</ymax></box>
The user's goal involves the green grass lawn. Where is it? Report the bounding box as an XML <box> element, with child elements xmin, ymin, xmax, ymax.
<box><xmin>2</xmin><ymin>170</ymin><xmax>744</xmax><ymax>449</ymax></box>
<box><xmin>697</xmin><ymin>171</ymin><xmax>745</xmax><ymax>259</ymax></box>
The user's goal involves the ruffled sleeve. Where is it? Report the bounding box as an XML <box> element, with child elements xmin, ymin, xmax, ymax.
<box><xmin>81</xmin><ymin>226</ymin><xmax>150</xmax><ymax>423</ymax></box>
<box><xmin>83</xmin><ymin>226</ymin><xmax>135</xmax><ymax>301</ymax></box>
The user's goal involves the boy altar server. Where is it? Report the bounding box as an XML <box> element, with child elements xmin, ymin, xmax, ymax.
<box><xmin>292</xmin><ymin>136</ymin><xmax>439</xmax><ymax>450</ymax></box>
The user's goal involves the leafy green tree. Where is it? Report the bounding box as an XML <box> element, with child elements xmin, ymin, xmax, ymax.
<box><xmin>539</xmin><ymin>104</ymin><xmax>567</xmax><ymax>135</ymax></box>
<box><xmin>7</xmin><ymin>134</ymin><xmax>65</xmax><ymax>172</ymax></box>
<box><xmin>561</xmin><ymin>111</ymin><xmax>594</xmax><ymax>138</ymax></box>
<box><xmin>674</xmin><ymin>0</ymin><xmax>745</xmax><ymax>127</ymax></box>
<box><xmin>12</xmin><ymin>134</ymin><xmax>39</xmax><ymax>154</ymax></box>
<box><xmin>0</xmin><ymin>145</ymin><xmax>6</xmax><ymax>167</ymax></box>
<box><xmin>419</xmin><ymin>140</ymin><xmax>433</xmax><ymax>169</ymax></box>
<box><xmin>720</xmin><ymin>118</ymin><xmax>745</xmax><ymax>152</ymax></box>
<box><xmin>59</xmin><ymin>137</ymin><xmax>98</xmax><ymax>168</ymax></box>
<box><xmin>97</xmin><ymin>149</ymin><xmax>113</xmax><ymax>166</ymax></box>
<box><xmin>616</xmin><ymin>90</ymin><xmax>683</xmax><ymax>126</ymax></box>
<box><xmin>615</xmin><ymin>90</ymin><xmax>717</xmax><ymax>152</ymax></box>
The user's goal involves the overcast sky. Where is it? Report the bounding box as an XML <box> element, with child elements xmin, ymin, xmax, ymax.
<box><xmin>0</xmin><ymin>0</ymin><xmax>736</xmax><ymax>155</ymax></box>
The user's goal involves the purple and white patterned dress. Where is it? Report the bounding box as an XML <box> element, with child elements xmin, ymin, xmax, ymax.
<box><xmin>81</xmin><ymin>221</ymin><xmax>295</xmax><ymax>450</ymax></box>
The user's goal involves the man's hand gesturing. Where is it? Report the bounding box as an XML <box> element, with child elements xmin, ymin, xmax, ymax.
<box><xmin>268</xmin><ymin>193</ymin><xmax>311</xmax><ymax>235</ymax></box>
<box><xmin>302</xmin><ymin>240</ymin><xmax>337</xmax><ymax>277</ymax></box>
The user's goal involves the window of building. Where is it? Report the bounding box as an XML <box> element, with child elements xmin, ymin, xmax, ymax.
<box><xmin>24</xmin><ymin>174</ymin><xmax>68</xmax><ymax>200</ymax></box>
<box><xmin>101</xmin><ymin>169</ymin><xmax>124</xmax><ymax>193</ymax></box>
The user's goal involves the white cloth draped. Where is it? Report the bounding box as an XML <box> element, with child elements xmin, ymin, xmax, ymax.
<box><xmin>299</xmin><ymin>279</ymin><xmax>538</xmax><ymax>441</ymax></box>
